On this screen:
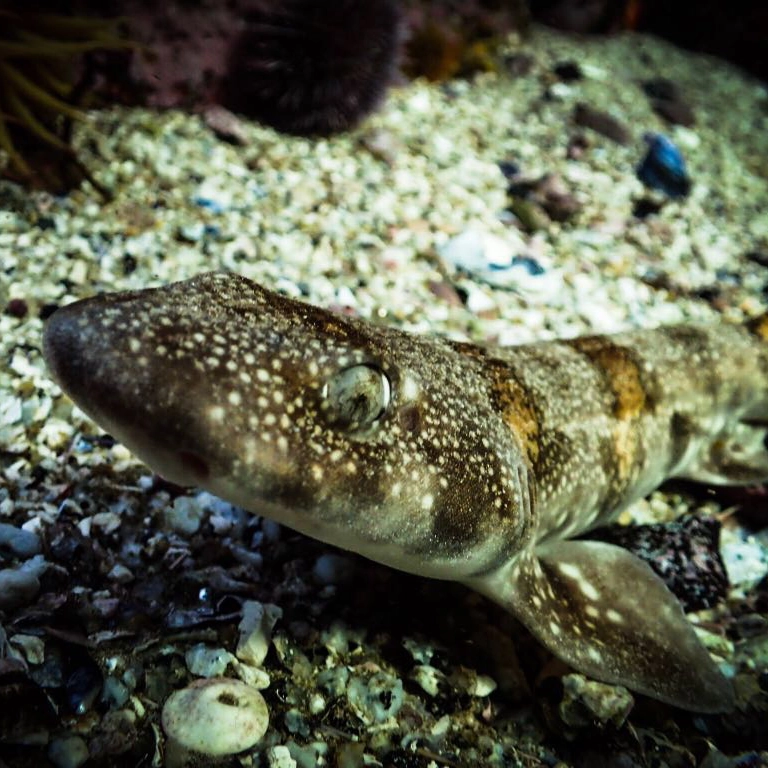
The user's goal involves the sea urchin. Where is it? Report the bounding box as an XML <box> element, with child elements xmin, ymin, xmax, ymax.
<box><xmin>220</xmin><ymin>0</ymin><xmax>401</xmax><ymax>136</ymax></box>
<box><xmin>0</xmin><ymin>10</ymin><xmax>130</xmax><ymax>183</ymax></box>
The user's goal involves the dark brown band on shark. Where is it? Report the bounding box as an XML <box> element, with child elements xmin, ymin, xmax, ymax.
<box><xmin>449</xmin><ymin>340</ymin><xmax>542</xmax><ymax>466</ymax></box>
<box><xmin>485</xmin><ymin>358</ymin><xmax>542</xmax><ymax>465</ymax></box>
<box><xmin>566</xmin><ymin>336</ymin><xmax>654</xmax><ymax>419</ymax></box>
<box><xmin>565</xmin><ymin>336</ymin><xmax>655</xmax><ymax>507</ymax></box>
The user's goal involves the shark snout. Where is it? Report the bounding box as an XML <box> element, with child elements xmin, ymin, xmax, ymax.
<box><xmin>43</xmin><ymin>301</ymin><xmax>95</xmax><ymax>397</ymax></box>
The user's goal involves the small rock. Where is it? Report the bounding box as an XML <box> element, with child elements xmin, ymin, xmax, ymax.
<box><xmin>65</xmin><ymin>653</ymin><xmax>103</xmax><ymax>715</ymax></box>
<box><xmin>203</xmin><ymin>105</ymin><xmax>249</xmax><ymax>145</ymax></box>
<box><xmin>102</xmin><ymin>676</ymin><xmax>131</xmax><ymax>708</ymax></box>
<box><xmin>642</xmin><ymin>78</ymin><xmax>695</xmax><ymax>127</ymax></box>
<box><xmin>573</xmin><ymin>103</ymin><xmax>631</xmax><ymax>144</ymax></box>
<box><xmin>450</xmin><ymin>667</ymin><xmax>498</xmax><ymax>697</ymax></box>
<box><xmin>497</xmin><ymin>159</ymin><xmax>521</xmax><ymax>179</ymax></box>
<box><xmin>90</xmin><ymin>511</ymin><xmax>121</xmax><ymax>535</ymax></box>
<box><xmin>234</xmin><ymin>660</ymin><xmax>271</xmax><ymax>690</ymax></box>
<box><xmin>359</xmin><ymin>128</ymin><xmax>399</xmax><ymax>165</ymax></box>
<box><xmin>176</xmin><ymin>222</ymin><xmax>206</xmax><ymax>244</ymax></box>
<box><xmin>107</xmin><ymin>563</ymin><xmax>134</xmax><ymax>584</ymax></box>
<box><xmin>312</xmin><ymin>553</ymin><xmax>355</xmax><ymax>586</ymax></box>
<box><xmin>558</xmin><ymin>673</ymin><xmax>634</xmax><ymax>730</ymax></box>
<box><xmin>286</xmin><ymin>740</ymin><xmax>329</xmax><ymax>768</ymax></box>
<box><xmin>347</xmin><ymin>672</ymin><xmax>404</xmax><ymax>725</ymax></box>
<box><xmin>641</xmin><ymin>77</ymin><xmax>680</xmax><ymax>102</ymax></box>
<box><xmin>651</xmin><ymin>97</ymin><xmax>696</xmax><ymax>127</ymax></box>
<box><xmin>165</xmin><ymin>495</ymin><xmax>205</xmax><ymax>535</ymax></box>
<box><xmin>162</xmin><ymin>677</ymin><xmax>269</xmax><ymax>756</ymax></box>
<box><xmin>236</xmin><ymin>601</ymin><xmax>283</xmax><ymax>667</ymax></box>
<box><xmin>268</xmin><ymin>745</ymin><xmax>297</xmax><ymax>768</ymax></box>
<box><xmin>9</xmin><ymin>634</ymin><xmax>45</xmax><ymax>665</ymax></box>
<box><xmin>746</xmin><ymin>251</ymin><xmax>768</xmax><ymax>269</ymax></box>
<box><xmin>336</xmin><ymin>743</ymin><xmax>367</xmax><ymax>768</ymax></box>
<box><xmin>48</xmin><ymin>735</ymin><xmax>89</xmax><ymax>768</ymax></box>
<box><xmin>4</xmin><ymin>298</ymin><xmax>28</xmax><ymax>319</ymax></box>
<box><xmin>553</xmin><ymin>60</ymin><xmax>582</xmax><ymax>81</ymax></box>
<box><xmin>428</xmin><ymin>280</ymin><xmax>464</xmax><ymax>307</ymax></box>
<box><xmin>506</xmin><ymin>197</ymin><xmax>551</xmax><ymax>232</ymax></box>
<box><xmin>0</xmin><ymin>523</ymin><xmax>42</xmax><ymax>559</ymax></box>
<box><xmin>411</xmin><ymin>664</ymin><xmax>446</xmax><ymax>697</ymax></box>
<box><xmin>508</xmin><ymin>173</ymin><xmax>582</xmax><ymax>224</ymax></box>
<box><xmin>502</xmin><ymin>52</ymin><xmax>535</xmax><ymax>77</ymax></box>
<box><xmin>0</xmin><ymin>568</ymin><xmax>40</xmax><ymax>610</ymax></box>
<box><xmin>68</xmin><ymin>259</ymin><xmax>89</xmax><ymax>286</ymax></box>
<box><xmin>185</xmin><ymin>644</ymin><xmax>236</xmax><ymax>678</ymax></box>
<box><xmin>566</xmin><ymin>133</ymin><xmax>590</xmax><ymax>160</ymax></box>
<box><xmin>632</xmin><ymin>197</ymin><xmax>665</xmax><ymax>219</ymax></box>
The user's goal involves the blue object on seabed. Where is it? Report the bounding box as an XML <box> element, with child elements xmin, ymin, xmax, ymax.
<box><xmin>636</xmin><ymin>133</ymin><xmax>691</xmax><ymax>199</ymax></box>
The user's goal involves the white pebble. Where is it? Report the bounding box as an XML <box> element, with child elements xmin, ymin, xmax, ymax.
<box><xmin>9</xmin><ymin>633</ymin><xmax>45</xmax><ymax>664</ymax></box>
<box><xmin>185</xmin><ymin>644</ymin><xmax>236</xmax><ymax>678</ymax></box>
<box><xmin>267</xmin><ymin>745</ymin><xmax>298</xmax><ymax>768</ymax></box>
<box><xmin>236</xmin><ymin>601</ymin><xmax>283</xmax><ymax>667</ymax></box>
<box><xmin>162</xmin><ymin>678</ymin><xmax>269</xmax><ymax>756</ymax></box>
<box><xmin>165</xmin><ymin>496</ymin><xmax>204</xmax><ymax>535</ymax></box>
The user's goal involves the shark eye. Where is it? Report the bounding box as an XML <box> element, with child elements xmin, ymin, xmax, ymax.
<box><xmin>321</xmin><ymin>364</ymin><xmax>391</xmax><ymax>431</ymax></box>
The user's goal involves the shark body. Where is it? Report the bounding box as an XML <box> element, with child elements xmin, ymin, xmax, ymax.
<box><xmin>43</xmin><ymin>272</ymin><xmax>768</xmax><ymax>711</ymax></box>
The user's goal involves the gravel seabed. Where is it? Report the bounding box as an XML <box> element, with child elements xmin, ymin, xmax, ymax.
<box><xmin>1</xmin><ymin>24</ymin><xmax>768</xmax><ymax>768</ymax></box>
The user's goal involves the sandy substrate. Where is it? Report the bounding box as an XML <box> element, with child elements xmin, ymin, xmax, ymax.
<box><xmin>1</xmin><ymin>24</ymin><xmax>767</xmax><ymax>768</ymax></box>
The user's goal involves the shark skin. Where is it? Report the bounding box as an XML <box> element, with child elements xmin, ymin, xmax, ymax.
<box><xmin>43</xmin><ymin>272</ymin><xmax>768</xmax><ymax>712</ymax></box>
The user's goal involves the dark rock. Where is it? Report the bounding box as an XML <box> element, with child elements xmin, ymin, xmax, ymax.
<box><xmin>566</xmin><ymin>133</ymin><xmax>590</xmax><ymax>160</ymax></box>
<box><xmin>651</xmin><ymin>96</ymin><xmax>696</xmax><ymax>127</ymax></box>
<box><xmin>642</xmin><ymin>77</ymin><xmax>680</xmax><ymax>102</ymax></box>
<box><xmin>122</xmin><ymin>254</ymin><xmax>138</xmax><ymax>275</ymax></box>
<box><xmin>65</xmin><ymin>652</ymin><xmax>103</xmax><ymax>715</ymax></box>
<box><xmin>590</xmin><ymin>514</ymin><xmax>728</xmax><ymax>611</ymax></box>
<box><xmin>4</xmin><ymin>298</ymin><xmax>28</xmax><ymax>319</ymax></box>
<box><xmin>503</xmin><ymin>51</ymin><xmax>535</xmax><ymax>77</ymax></box>
<box><xmin>632</xmin><ymin>197</ymin><xmax>665</xmax><ymax>218</ymax></box>
<box><xmin>746</xmin><ymin>251</ymin><xmax>768</xmax><ymax>269</ymax></box>
<box><xmin>497</xmin><ymin>160</ymin><xmax>521</xmax><ymax>179</ymax></box>
<box><xmin>553</xmin><ymin>60</ymin><xmax>582</xmax><ymax>81</ymax></box>
<box><xmin>573</xmin><ymin>103</ymin><xmax>631</xmax><ymax>144</ymax></box>
<box><xmin>0</xmin><ymin>664</ymin><xmax>58</xmax><ymax>745</ymax></box>
<box><xmin>507</xmin><ymin>172</ymin><xmax>582</xmax><ymax>225</ymax></box>
<box><xmin>0</xmin><ymin>568</ymin><xmax>41</xmax><ymax>610</ymax></box>
<box><xmin>0</xmin><ymin>523</ymin><xmax>42</xmax><ymax>560</ymax></box>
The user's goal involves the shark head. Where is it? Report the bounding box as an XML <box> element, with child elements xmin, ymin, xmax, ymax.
<box><xmin>44</xmin><ymin>272</ymin><xmax>534</xmax><ymax>578</ymax></box>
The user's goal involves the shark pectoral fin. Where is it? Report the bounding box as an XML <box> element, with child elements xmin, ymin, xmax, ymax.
<box><xmin>472</xmin><ymin>541</ymin><xmax>734</xmax><ymax>712</ymax></box>
<box><xmin>681</xmin><ymin>422</ymin><xmax>768</xmax><ymax>485</ymax></box>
